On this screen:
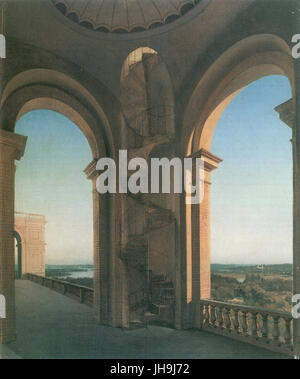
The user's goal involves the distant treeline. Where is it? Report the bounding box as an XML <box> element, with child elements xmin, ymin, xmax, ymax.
<box><xmin>211</xmin><ymin>264</ymin><xmax>292</xmax><ymax>276</ymax></box>
<box><xmin>211</xmin><ymin>273</ymin><xmax>292</xmax><ymax>312</ymax></box>
<box><xmin>45</xmin><ymin>264</ymin><xmax>93</xmax><ymax>278</ymax></box>
<box><xmin>46</xmin><ymin>264</ymin><xmax>93</xmax><ymax>270</ymax></box>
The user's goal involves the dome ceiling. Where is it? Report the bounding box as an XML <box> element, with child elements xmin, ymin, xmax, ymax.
<box><xmin>52</xmin><ymin>0</ymin><xmax>204</xmax><ymax>33</ymax></box>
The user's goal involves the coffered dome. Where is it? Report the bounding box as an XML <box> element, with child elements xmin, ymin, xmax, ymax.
<box><xmin>52</xmin><ymin>0</ymin><xmax>205</xmax><ymax>33</ymax></box>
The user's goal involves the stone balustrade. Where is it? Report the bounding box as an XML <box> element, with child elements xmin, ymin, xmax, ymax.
<box><xmin>23</xmin><ymin>274</ymin><xmax>294</xmax><ymax>356</ymax></box>
<box><xmin>24</xmin><ymin>274</ymin><xmax>94</xmax><ymax>307</ymax></box>
<box><xmin>196</xmin><ymin>299</ymin><xmax>294</xmax><ymax>356</ymax></box>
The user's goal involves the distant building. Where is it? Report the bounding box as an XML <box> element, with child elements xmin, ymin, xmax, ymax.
<box><xmin>14</xmin><ymin>212</ymin><xmax>46</xmax><ymax>277</ymax></box>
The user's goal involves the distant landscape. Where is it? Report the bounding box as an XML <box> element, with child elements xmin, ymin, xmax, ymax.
<box><xmin>45</xmin><ymin>263</ymin><xmax>293</xmax><ymax>312</ymax></box>
<box><xmin>46</xmin><ymin>264</ymin><xmax>94</xmax><ymax>288</ymax></box>
<box><xmin>211</xmin><ymin>264</ymin><xmax>293</xmax><ymax>312</ymax></box>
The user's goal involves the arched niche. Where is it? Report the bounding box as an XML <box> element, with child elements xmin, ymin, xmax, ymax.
<box><xmin>120</xmin><ymin>47</ymin><xmax>175</xmax><ymax>147</ymax></box>
<box><xmin>118</xmin><ymin>47</ymin><xmax>177</xmax><ymax>327</ymax></box>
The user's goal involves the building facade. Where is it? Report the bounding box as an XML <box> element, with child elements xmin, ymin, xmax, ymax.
<box><xmin>14</xmin><ymin>212</ymin><xmax>46</xmax><ymax>278</ymax></box>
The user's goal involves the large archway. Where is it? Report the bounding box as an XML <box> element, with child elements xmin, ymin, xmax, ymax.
<box><xmin>209</xmin><ymin>75</ymin><xmax>292</xmax><ymax>310</ymax></box>
<box><xmin>0</xmin><ymin>70</ymin><xmax>123</xmax><ymax>343</ymax></box>
<box><xmin>181</xmin><ymin>34</ymin><xmax>294</xmax><ymax>328</ymax></box>
<box><xmin>15</xmin><ymin>110</ymin><xmax>91</xmax><ymax>275</ymax></box>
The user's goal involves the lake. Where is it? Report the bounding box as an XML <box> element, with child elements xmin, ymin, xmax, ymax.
<box><xmin>61</xmin><ymin>269</ymin><xmax>94</xmax><ymax>279</ymax></box>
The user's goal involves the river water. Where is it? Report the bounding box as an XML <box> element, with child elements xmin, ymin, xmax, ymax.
<box><xmin>61</xmin><ymin>269</ymin><xmax>94</xmax><ymax>279</ymax></box>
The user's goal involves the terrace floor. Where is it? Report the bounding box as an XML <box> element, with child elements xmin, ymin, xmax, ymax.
<box><xmin>1</xmin><ymin>280</ymin><xmax>291</xmax><ymax>359</ymax></box>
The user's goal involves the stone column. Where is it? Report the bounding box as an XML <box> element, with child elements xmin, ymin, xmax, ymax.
<box><xmin>85</xmin><ymin>159</ymin><xmax>110</xmax><ymax>325</ymax></box>
<box><xmin>292</xmin><ymin>58</ymin><xmax>300</xmax><ymax>356</ymax></box>
<box><xmin>295</xmin><ymin>58</ymin><xmax>300</xmax><ymax>357</ymax></box>
<box><xmin>295</xmin><ymin>63</ymin><xmax>300</xmax><ymax>357</ymax></box>
<box><xmin>275</xmin><ymin>98</ymin><xmax>299</xmax><ymax>355</ymax></box>
<box><xmin>0</xmin><ymin>130</ymin><xmax>27</xmax><ymax>344</ymax></box>
<box><xmin>189</xmin><ymin>149</ymin><xmax>222</xmax><ymax>301</ymax></box>
<box><xmin>290</xmin><ymin>3</ymin><xmax>300</xmax><ymax>357</ymax></box>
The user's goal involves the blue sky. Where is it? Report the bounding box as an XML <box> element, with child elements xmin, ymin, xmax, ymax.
<box><xmin>210</xmin><ymin>75</ymin><xmax>293</xmax><ymax>264</ymax></box>
<box><xmin>15</xmin><ymin>111</ymin><xmax>93</xmax><ymax>264</ymax></box>
<box><xmin>14</xmin><ymin>75</ymin><xmax>293</xmax><ymax>265</ymax></box>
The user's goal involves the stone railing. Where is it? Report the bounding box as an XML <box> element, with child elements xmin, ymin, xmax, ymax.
<box><xmin>196</xmin><ymin>299</ymin><xmax>294</xmax><ymax>356</ymax></box>
<box><xmin>24</xmin><ymin>273</ymin><xmax>94</xmax><ymax>307</ymax></box>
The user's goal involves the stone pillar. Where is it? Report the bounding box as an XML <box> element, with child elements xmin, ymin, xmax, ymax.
<box><xmin>0</xmin><ymin>130</ymin><xmax>27</xmax><ymax>344</ymax></box>
<box><xmin>275</xmin><ymin>97</ymin><xmax>299</xmax><ymax>356</ymax></box>
<box><xmin>293</xmin><ymin>47</ymin><xmax>300</xmax><ymax>356</ymax></box>
<box><xmin>85</xmin><ymin>159</ymin><xmax>110</xmax><ymax>325</ymax></box>
<box><xmin>189</xmin><ymin>149</ymin><xmax>222</xmax><ymax>301</ymax></box>
<box><xmin>293</xmin><ymin>58</ymin><xmax>300</xmax><ymax>356</ymax></box>
<box><xmin>295</xmin><ymin>66</ymin><xmax>300</xmax><ymax>358</ymax></box>
<box><xmin>290</xmin><ymin>3</ymin><xmax>300</xmax><ymax>357</ymax></box>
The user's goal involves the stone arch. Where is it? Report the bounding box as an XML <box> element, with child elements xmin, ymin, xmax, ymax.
<box><xmin>0</xmin><ymin>68</ymin><xmax>115</xmax><ymax>158</ymax></box>
<box><xmin>180</xmin><ymin>34</ymin><xmax>294</xmax><ymax>326</ymax></box>
<box><xmin>182</xmin><ymin>34</ymin><xmax>294</xmax><ymax>155</ymax></box>
<box><xmin>0</xmin><ymin>69</ymin><xmax>124</xmax><ymax>329</ymax></box>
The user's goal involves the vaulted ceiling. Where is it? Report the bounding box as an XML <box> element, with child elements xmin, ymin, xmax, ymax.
<box><xmin>52</xmin><ymin>0</ymin><xmax>204</xmax><ymax>33</ymax></box>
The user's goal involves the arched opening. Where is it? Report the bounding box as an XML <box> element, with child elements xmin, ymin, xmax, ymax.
<box><xmin>15</xmin><ymin>109</ymin><xmax>93</xmax><ymax>284</ymax></box>
<box><xmin>14</xmin><ymin>231</ymin><xmax>22</xmax><ymax>280</ymax></box>
<box><xmin>181</xmin><ymin>34</ymin><xmax>294</xmax><ymax>327</ymax></box>
<box><xmin>209</xmin><ymin>75</ymin><xmax>292</xmax><ymax>312</ymax></box>
<box><xmin>0</xmin><ymin>69</ymin><xmax>122</xmax><ymax>345</ymax></box>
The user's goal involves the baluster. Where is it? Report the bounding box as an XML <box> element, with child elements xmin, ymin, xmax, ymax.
<box><xmin>261</xmin><ymin>314</ymin><xmax>269</xmax><ymax>341</ymax></box>
<box><xmin>241</xmin><ymin>311</ymin><xmax>249</xmax><ymax>336</ymax></box>
<box><xmin>218</xmin><ymin>307</ymin><xmax>224</xmax><ymax>330</ymax></box>
<box><xmin>233</xmin><ymin>309</ymin><xmax>240</xmax><ymax>334</ymax></box>
<box><xmin>204</xmin><ymin>304</ymin><xmax>210</xmax><ymax>327</ymax></box>
<box><xmin>199</xmin><ymin>303</ymin><xmax>205</xmax><ymax>328</ymax></box>
<box><xmin>224</xmin><ymin>307</ymin><xmax>232</xmax><ymax>332</ymax></box>
<box><xmin>272</xmin><ymin>316</ymin><xmax>280</xmax><ymax>344</ymax></box>
<box><xmin>210</xmin><ymin>305</ymin><xmax>216</xmax><ymax>328</ymax></box>
<box><xmin>284</xmin><ymin>318</ymin><xmax>292</xmax><ymax>347</ymax></box>
<box><xmin>251</xmin><ymin>312</ymin><xmax>258</xmax><ymax>338</ymax></box>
